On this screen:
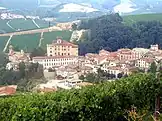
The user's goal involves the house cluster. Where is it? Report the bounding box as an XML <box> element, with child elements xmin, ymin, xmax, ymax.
<box><xmin>32</xmin><ymin>39</ymin><xmax>162</xmax><ymax>80</ymax></box>
<box><xmin>6</xmin><ymin>45</ymin><xmax>31</xmax><ymax>71</ymax></box>
<box><xmin>0</xmin><ymin>13</ymin><xmax>25</xmax><ymax>19</ymax></box>
<box><xmin>5</xmin><ymin>37</ymin><xmax>162</xmax><ymax>93</ymax></box>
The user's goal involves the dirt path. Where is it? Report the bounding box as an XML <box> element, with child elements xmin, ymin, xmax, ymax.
<box><xmin>39</xmin><ymin>32</ymin><xmax>44</xmax><ymax>47</ymax></box>
<box><xmin>0</xmin><ymin>26</ymin><xmax>62</xmax><ymax>37</ymax></box>
<box><xmin>3</xmin><ymin>35</ymin><xmax>13</xmax><ymax>52</ymax></box>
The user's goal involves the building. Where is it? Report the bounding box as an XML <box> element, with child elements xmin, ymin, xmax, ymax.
<box><xmin>8</xmin><ymin>45</ymin><xmax>30</xmax><ymax>63</ymax></box>
<box><xmin>135</xmin><ymin>58</ymin><xmax>155</xmax><ymax>69</ymax></box>
<box><xmin>32</xmin><ymin>56</ymin><xmax>78</xmax><ymax>69</ymax></box>
<box><xmin>47</xmin><ymin>38</ymin><xmax>78</xmax><ymax>57</ymax></box>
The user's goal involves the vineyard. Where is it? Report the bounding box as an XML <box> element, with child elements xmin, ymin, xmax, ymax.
<box><xmin>123</xmin><ymin>13</ymin><xmax>162</xmax><ymax>25</ymax></box>
<box><xmin>0</xmin><ymin>73</ymin><xmax>161</xmax><ymax>121</ymax></box>
<box><xmin>0</xmin><ymin>30</ymin><xmax>72</xmax><ymax>52</ymax></box>
<box><xmin>10</xmin><ymin>33</ymin><xmax>41</xmax><ymax>52</ymax></box>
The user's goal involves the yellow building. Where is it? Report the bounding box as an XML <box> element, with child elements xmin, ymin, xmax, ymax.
<box><xmin>47</xmin><ymin>38</ymin><xmax>78</xmax><ymax>56</ymax></box>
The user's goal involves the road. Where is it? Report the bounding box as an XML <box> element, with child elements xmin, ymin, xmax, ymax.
<box><xmin>39</xmin><ymin>32</ymin><xmax>44</xmax><ymax>47</ymax></box>
<box><xmin>3</xmin><ymin>35</ymin><xmax>13</xmax><ymax>52</ymax></box>
<box><xmin>32</xmin><ymin>19</ymin><xmax>40</xmax><ymax>28</ymax></box>
<box><xmin>0</xmin><ymin>26</ymin><xmax>62</xmax><ymax>37</ymax></box>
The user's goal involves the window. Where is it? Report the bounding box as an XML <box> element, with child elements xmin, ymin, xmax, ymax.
<box><xmin>62</xmin><ymin>53</ymin><xmax>64</xmax><ymax>56</ymax></box>
<box><xmin>50</xmin><ymin>51</ymin><xmax>52</xmax><ymax>53</ymax></box>
<box><xmin>50</xmin><ymin>54</ymin><xmax>52</xmax><ymax>56</ymax></box>
<box><xmin>68</xmin><ymin>53</ymin><xmax>70</xmax><ymax>55</ymax></box>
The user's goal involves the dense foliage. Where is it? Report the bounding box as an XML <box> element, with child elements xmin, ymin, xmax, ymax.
<box><xmin>0</xmin><ymin>73</ymin><xmax>161</xmax><ymax>121</ymax></box>
<box><xmin>0</xmin><ymin>60</ymin><xmax>44</xmax><ymax>91</ymax></box>
<box><xmin>78</xmin><ymin>13</ymin><xmax>162</xmax><ymax>55</ymax></box>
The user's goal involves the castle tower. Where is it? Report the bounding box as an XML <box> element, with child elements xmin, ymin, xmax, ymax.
<box><xmin>150</xmin><ymin>44</ymin><xmax>159</xmax><ymax>51</ymax></box>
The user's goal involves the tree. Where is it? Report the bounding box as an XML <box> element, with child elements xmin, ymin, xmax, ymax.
<box><xmin>13</xmin><ymin>45</ymin><xmax>20</xmax><ymax>51</ymax></box>
<box><xmin>117</xmin><ymin>73</ymin><xmax>123</xmax><ymax>79</ymax></box>
<box><xmin>149</xmin><ymin>62</ymin><xmax>157</xmax><ymax>74</ymax></box>
<box><xmin>72</xmin><ymin>23</ymin><xmax>77</xmax><ymax>30</ymax></box>
<box><xmin>79</xmin><ymin>75</ymin><xmax>85</xmax><ymax>81</ymax></box>
<box><xmin>85</xmin><ymin>73</ymin><xmax>96</xmax><ymax>83</ymax></box>
<box><xmin>0</xmin><ymin>52</ymin><xmax>9</xmax><ymax>67</ymax></box>
<box><xmin>19</xmin><ymin>62</ymin><xmax>26</xmax><ymax>78</ymax></box>
<box><xmin>30</xmin><ymin>47</ymin><xmax>46</xmax><ymax>58</ymax></box>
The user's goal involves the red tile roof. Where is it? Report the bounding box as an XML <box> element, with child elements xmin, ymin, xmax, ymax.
<box><xmin>52</xmin><ymin>39</ymin><xmax>78</xmax><ymax>48</ymax></box>
<box><xmin>0</xmin><ymin>85</ymin><xmax>17</xmax><ymax>96</ymax></box>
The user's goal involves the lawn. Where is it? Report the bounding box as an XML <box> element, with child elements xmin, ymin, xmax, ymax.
<box><xmin>123</xmin><ymin>13</ymin><xmax>162</xmax><ymax>25</ymax></box>
<box><xmin>9</xmin><ymin>18</ymin><xmax>38</xmax><ymax>31</ymax></box>
<box><xmin>0</xmin><ymin>20</ymin><xmax>15</xmax><ymax>33</ymax></box>
<box><xmin>41</xmin><ymin>30</ymin><xmax>73</xmax><ymax>48</ymax></box>
<box><xmin>10</xmin><ymin>33</ymin><xmax>40</xmax><ymax>52</ymax></box>
<box><xmin>0</xmin><ymin>36</ymin><xmax>9</xmax><ymax>51</ymax></box>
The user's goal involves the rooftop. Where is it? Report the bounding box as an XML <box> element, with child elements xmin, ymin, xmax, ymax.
<box><xmin>48</xmin><ymin>38</ymin><xmax>78</xmax><ymax>48</ymax></box>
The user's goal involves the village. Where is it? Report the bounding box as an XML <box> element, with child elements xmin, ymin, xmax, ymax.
<box><xmin>2</xmin><ymin>36</ymin><xmax>162</xmax><ymax>95</ymax></box>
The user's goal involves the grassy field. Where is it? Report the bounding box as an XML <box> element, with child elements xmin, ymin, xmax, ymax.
<box><xmin>10</xmin><ymin>33</ymin><xmax>40</xmax><ymax>52</ymax></box>
<box><xmin>0</xmin><ymin>36</ymin><xmax>9</xmax><ymax>51</ymax></box>
<box><xmin>0</xmin><ymin>20</ymin><xmax>14</xmax><ymax>33</ymax></box>
<box><xmin>123</xmin><ymin>13</ymin><xmax>162</xmax><ymax>25</ymax></box>
<box><xmin>41</xmin><ymin>30</ymin><xmax>73</xmax><ymax>48</ymax></box>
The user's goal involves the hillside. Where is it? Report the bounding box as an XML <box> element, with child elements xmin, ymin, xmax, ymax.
<box><xmin>123</xmin><ymin>13</ymin><xmax>162</xmax><ymax>25</ymax></box>
<box><xmin>0</xmin><ymin>30</ymin><xmax>72</xmax><ymax>52</ymax></box>
<box><xmin>0</xmin><ymin>18</ymin><xmax>50</xmax><ymax>33</ymax></box>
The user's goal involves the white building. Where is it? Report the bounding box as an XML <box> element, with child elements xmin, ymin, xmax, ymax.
<box><xmin>135</xmin><ymin>58</ymin><xmax>155</xmax><ymax>69</ymax></box>
<box><xmin>32</xmin><ymin>56</ymin><xmax>78</xmax><ymax>69</ymax></box>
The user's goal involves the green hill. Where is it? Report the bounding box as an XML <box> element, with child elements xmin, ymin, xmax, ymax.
<box><xmin>123</xmin><ymin>13</ymin><xmax>162</xmax><ymax>25</ymax></box>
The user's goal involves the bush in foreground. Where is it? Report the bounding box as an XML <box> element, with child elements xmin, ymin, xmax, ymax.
<box><xmin>0</xmin><ymin>73</ymin><xmax>161</xmax><ymax>121</ymax></box>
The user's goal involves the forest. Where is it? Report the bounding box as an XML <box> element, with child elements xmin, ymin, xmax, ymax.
<box><xmin>77</xmin><ymin>13</ymin><xmax>162</xmax><ymax>55</ymax></box>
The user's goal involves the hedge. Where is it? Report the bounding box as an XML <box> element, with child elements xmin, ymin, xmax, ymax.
<box><xmin>0</xmin><ymin>73</ymin><xmax>161</xmax><ymax>121</ymax></box>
